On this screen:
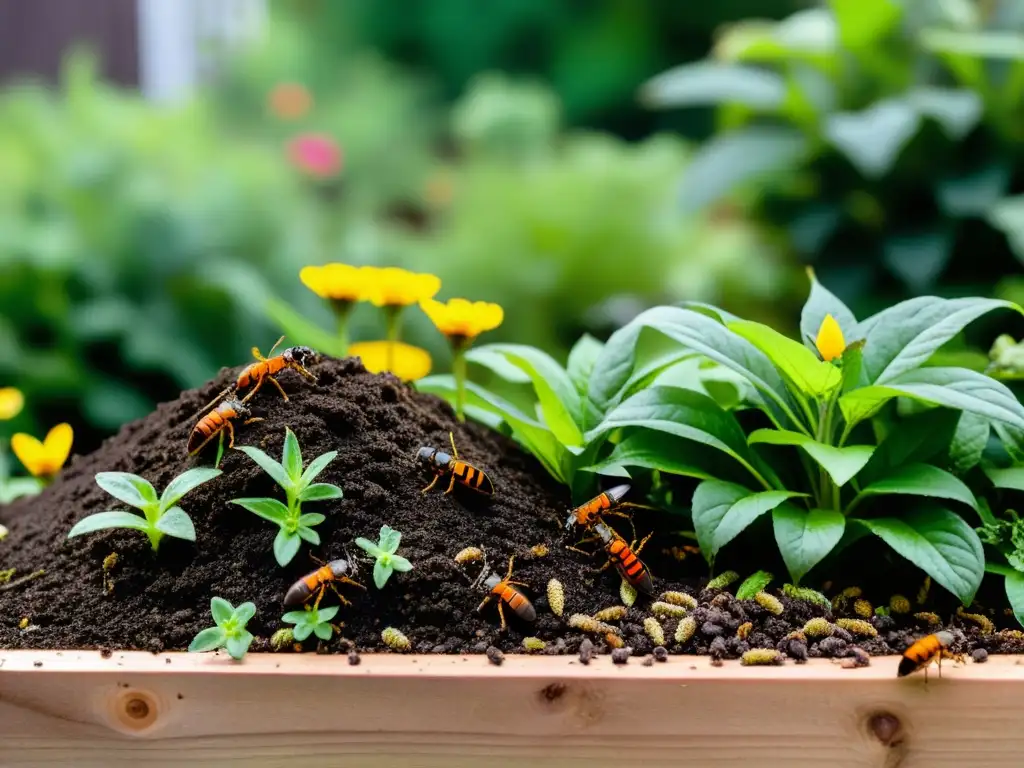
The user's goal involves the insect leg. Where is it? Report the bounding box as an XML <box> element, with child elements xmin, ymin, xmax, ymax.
<box><xmin>266</xmin><ymin>375</ymin><xmax>290</xmax><ymax>402</ymax></box>
<box><xmin>421</xmin><ymin>475</ymin><xmax>440</xmax><ymax>494</ymax></box>
<box><xmin>225</xmin><ymin>421</ymin><xmax>237</xmax><ymax>449</ymax></box>
<box><xmin>312</xmin><ymin>584</ymin><xmax>327</xmax><ymax>611</ymax></box>
<box><xmin>476</xmin><ymin>594</ymin><xmax>494</xmax><ymax>613</ymax></box>
<box><xmin>497</xmin><ymin>601</ymin><xmax>508</xmax><ymax>632</ymax></box>
<box><xmin>504</xmin><ymin>556</ymin><xmax>516</xmax><ymax>581</ymax></box>
<box><xmin>239</xmin><ymin>377</ymin><xmax>266</xmax><ymax>404</ymax></box>
<box><xmin>634</xmin><ymin>531</ymin><xmax>654</xmax><ymax>556</ymax></box>
<box><xmin>196</xmin><ymin>387</ymin><xmax>232</xmax><ymax>416</ymax></box>
<box><xmin>328</xmin><ymin>582</ymin><xmax>353</xmax><ymax>607</ymax></box>
<box><xmin>338</xmin><ymin>575</ymin><xmax>366</xmax><ymax>591</ymax></box>
<box><xmin>444</xmin><ymin>473</ymin><xmax>457</xmax><ymax>494</ymax></box>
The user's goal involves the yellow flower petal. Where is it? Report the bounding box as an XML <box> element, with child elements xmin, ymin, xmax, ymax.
<box><xmin>300</xmin><ymin>263</ymin><xmax>370</xmax><ymax>302</ymax></box>
<box><xmin>43</xmin><ymin>423</ymin><xmax>73</xmax><ymax>470</ymax></box>
<box><xmin>0</xmin><ymin>387</ymin><xmax>24</xmax><ymax>420</ymax></box>
<box><xmin>420</xmin><ymin>298</ymin><xmax>504</xmax><ymax>339</ymax></box>
<box><xmin>11</xmin><ymin>423</ymin><xmax>72</xmax><ymax>478</ymax></box>
<box><xmin>365</xmin><ymin>267</ymin><xmax>441</xmax><ymax>308</ymax></box>
<box><xmin>11</xmin><ymin>433</ymin><xmax>46</xmax><ymax>477</ymax></box>
<box><xmin>349</xmin><ymin>341</ymin><xmax>432</xmax><ymax>381</ymax></box>
<box><xmin>815</xmin><ymin>314</ymin><xmax>846</xmax><ymax>362</ymax></box>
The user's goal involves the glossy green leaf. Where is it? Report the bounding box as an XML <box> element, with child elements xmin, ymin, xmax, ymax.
<box><xmin>749</xmin><ymin>429</ymin><xmax>873</xmax><ymax>486</ymax></box>
<box><xmin>236</xmin><ymin>446</ymin><xmax>291</xmax><ymax>491</ymax></box>
<box><xmin>225</xmin><ymin>631</ymin><xmax>254</xmax><ymax>660</ymax></box>
<box><xmin>297</xmin><ymin>513</ymin><xmax>325</xmax><ymax>527</ymax></box>
<box><xmin>1006</xmin><ymin>570</ymin><xmax>1024</xmax><ymax>629</ymax></box>
<box><xmin>641</xmin><ymin>62</ymin><xmax>788</xmax><ymax>109</ymax></box>
<box><xmin>232</xmin><ymin>602</ymin><xmax>256</xmax><ymax>626</ymax></box>
<box><xmin>583</xmin><ymin>432</ymin><xmax>743</xmax><ymax>483</ymax></box>
<box><xmin>273</xmin><ymin>529</ymin><xmax>301</xmax><ymax>567</ymax></box>
<box><xmin>729</xmin><ymin>319</ymin><xmax>841</xmax><ymax>396</ymax></box>
<box><xmin>735</xmin><ymin>570</ymin><xmax>774</xmax><ymax>601</ymax></box>
<box><xmin>379</xmin><ymin>525</ymin><xmax>401</xmax><ymax>553</ymax></box>
<box><xmin>714</xmin><ymin>490</ymin><xmax>808</xmax><ymax>555</ymax></box>
<box><xmin>984</xmin><ymin>466</ymin><xmax>1024</xmax><ymax>492</ymax></box>
<box><xmin>566</xmin><ymin>334</ymin><xmax>604</xmax><ymax>397</ymax></box>
<box><xmin>298</xmin><ymin>483</ymin><xmax>343</xmax><ymax>502</ymax></box>
<box><xmin>829</xmin><ymin>0</ymin><xmax>900</xmax><ymax>46</ymax></box>
<box><xmin>160</xmin><ymin>468</ymin><xmax>221</xmax><ymax>511</ymax></box>
<box><xmin>188</xmin><ymin>627</ymin><xmax>227</xmax><ymax>653</ymax></box>
<box><xmin>299</xmin><ymin>451</ymin><xmax>338</xmax><ymax>488</ymax></box>
<box><xmin>858</xmin><ymin>506</ymin><xmax>984</xmax><ymax>605</ymax></box>
<box><xmin>282</xmin><ymin>428</ymin><xmax>303</xmax><ymax>483</ymax></box>
<box><xmin>154</xmin><ymin>506</ymin><xmax>196</xmax><ymax>541</ymax></box>
<box><xmin>296</xmin><ymin>526</ymin><xmax>320</xmax><ymax>546</ymax></box>
<box><xmin>800</xmin><ymin>269</ymin><xmax>858</xmax><ymax>354</ymax></box>
<box><xmin>949</xmin><ymin>413</ymin><xmax>989</xmax><ymax>474</ymax></box>
<box><xmin>855</xmin><ymin>464</ymin><xmax>978</xmax><ymax>511</ymax></box>
<box><xmin>313</xmin><ymin>622</ymin><xmax>334</xmax><ymax>641</ymax></box>
<box><xmin>292</xmin><ymin>624</ymin><xmax>313</xmax><ymax>642</ymax></box>
<box><xmin>355</xmin><ymin>537</ymin><xmax>385</xmax><ymax>558</ymax></box>
<box><xmin>231</xmin><ymin>497</ymin><xmax>289</xmax><ymax>524</ymax></box>
<box><xmin>773</xmin><ymin>506</ymin><xmax>846</xmax><ymax>583</ymax></box>
<box><xmin>373</xmin><ymin>559</ymin><xmax>393</xmax><ymax>589</ymax></box>
<box><xmin>390</xmin><ymin>555</ymin><xmax>413</xmax><ymax>572</ymax></box>
<box><xmin>68</xmin><ymin>510</ymin><xmax>149</xmax><ymax>539</ymax></box>
<box><xmin>859</xmin><ymin>408</ymin><xmax>961</xmax><ymax>484</ymax></box>
<box><xmin>211</xmin><ymin>597</ymin><xmax>234</xmax><ymax>626</ymax></box>
<box><xmin>95</xmin><ymin>472</ymin><xmax>157</xmax><ymax>510</ymax></box>
<box><xmin>691</xmin><ymin>480</ymin><xmax>751</xmax><ymax>565</ymax></box>
<box><xmin>465</xmin><ymin>347</ymin><xmax>531</xmax><ymax>384</ymax></box>
<box><xmin>824</xmin><ymin>99</ymin><xmax>919</xmax><ymax>177</ymax></box>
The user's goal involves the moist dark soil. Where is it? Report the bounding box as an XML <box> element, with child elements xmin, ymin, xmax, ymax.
<box><xmin>0</xmin><ymin>357</ymin><xmax>1019</xmax><ymax>662</ymax></box>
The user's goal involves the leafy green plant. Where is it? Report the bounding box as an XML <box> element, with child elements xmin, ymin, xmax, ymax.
<box><xmin>973</xmin><ymin>463</ymin><xmax>1024</xmax><ymax>627</ymax></box>
<box><xmin>67</xmin><ymin>468</ymin><xmax>221</xmax><ymax>550</ymax></box>
<box><xmin>232</xmin><ymin>427</ymin><xmax>342</xmax><ymax>567</ymax></box>
<box><xmin>188</xmin><ymin>597</ymin><xmax>256</xmax><ymax>660</ymax></box>
<box><xmin>282</xmin><ymin>605</ymin><xmax>340</xmax><ymax>642</ymax></box>
<box><xmin>354</xmin><ymin>525</ymin><xmax>413</xmax><ymax>588</ymax></box>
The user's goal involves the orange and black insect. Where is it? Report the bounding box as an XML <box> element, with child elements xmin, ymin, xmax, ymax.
<box><xmin>898</xmin><ymin>630</ymin><xmax>959</xmax><ymax>680</ymax></box>
<box><xmin>475</xmin><ymin>555</ymin><xmax>536</xmax><ymax>631</ymax></box>
<box><xmin>187</xmin><ymin>398</ymin><xmax>260</xmax><ymax>455</ymax></box>
<box><xmin>564</xmin><ymin>484</ymin><xmax>633</xmax><ymax>533</ymax></box>
<box><xmin>284</xmin><ymin>556</ymin><xmax>365</xmax><ymax>609</ymax></box>
<box><xmin>418</xmin><ymin>432</ymin><xmax>493</xmax><ymax>495</ymax></box>
<box><xmin>200</xmin><ymin>336</ymin><xmax>318</xmax><ymax>415</ymax></box>
<box><xmin>593</xmin><ymin>520</ymin><xmax>655</xmax><ymax>595</ymax></box>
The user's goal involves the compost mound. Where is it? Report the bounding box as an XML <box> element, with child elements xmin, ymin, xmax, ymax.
<box><xmin>0</xmin><ymin>358</ymin><xmax>1016</xmax><ymax>659</ymax></box>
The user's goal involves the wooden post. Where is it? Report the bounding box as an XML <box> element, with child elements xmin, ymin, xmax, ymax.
<box><xmin>2</xmin><ymin>650</ymin><xmax>1024</xmax><ymax>766</ymax></box>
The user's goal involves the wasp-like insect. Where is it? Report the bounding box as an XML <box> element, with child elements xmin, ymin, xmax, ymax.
<box><xmin>199</xmin><ymin>336</ymin><xmax>318</xmax><ymax>415</ymax></box>
<box><xmin>187</xmin><ymin>398</ymin><xmax>261</xmax><ymax>455</ymax></box>
<box><xmin>284</xmin><ymin>555</ymin><xmax>365</xmax><ymax>609</ymax></box>
<box><xmin>898</xmin><ymin>630</ymin><xmax>962</xmax><ymax>680</ymax></box>
<box><xmin>565</xmin><ymin>484</ymin><xmax>634</xmax><ymax>532</ymax></box>
<box><xmin>417</xmin><ymin>432</ymin><xmax>494</xmax><ymax>496</ymax></box>
<box><xmin>592</xmin><ymin>520</ymin><xmax>655</xmax><ymax>595</ymax></box>
<box><xmin>474</xmin><ymin>555</ymin><xmax>536</xmax><ymax>631</ymax></box>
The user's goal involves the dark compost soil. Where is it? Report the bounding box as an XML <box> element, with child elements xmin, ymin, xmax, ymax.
<box><xmin>0</xmin><ymin>357</ymin><xmax>1019</xmax><ymax>661</ymax></box>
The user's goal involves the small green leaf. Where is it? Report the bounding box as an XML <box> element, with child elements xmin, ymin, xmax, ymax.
<box><xmin>749</xmin><ymin>429</ymin><xmax>872</xmax><ymax>486</ymax></box>
<box><xmin>282</xmin><ymin>428</ymin><xmax>303</xmax><ymax>483</ymax></box>
<box><xmin>583</xmin><ymin>432</ymin><xmax>745</xmax><ymax>484</ymax></box>
<box><xmin>714</xmin><ymin>490</ymin><xmax>808</xmax><ymax>555</ymax></box>
<box><xmin>231</xmin><ymin>498</ymin><xmax>289</xmax><ymax>524</ymax></box>
<box><xmin>390</xmin><ymin>555</ymin><xmax>413</xmax><ymax>572</ymax></box>
<box><xmin>154</xmin><ymin>507</ymin><xmax>196</xmax><ymax>541</ymax></box>
<box><xmin>313</xmin><ymin>622</ymin><xmax>334</xmax><ymax>641</ymax></box>
<box><xmin>236</xmin><ymin>446</ymin><xmax>292</xmax><ymax>491</ymax></box>
<box><xmin>297</xmin><ymin>527</ymin><xmax>320</xmax><ymax>546</ymax></box>
<box><xmin>641</xmin><ymin>61</ymin><xmax>788</xmax><ymax>109</ymax></box>
<box><xmin>232</xmin><ymin>602</ymin><xmax>256</xmax><ymax>626</ymax></box>
<box><xmin>273</xmin><ymin>529</ymin><xmax>301</xmax><ymax>566</ymax></box>
<box><xmin>188</xmin><ymin>627</ymin><xmax>227</xmax><ymax>653</ymax></box>
<box><xmin>566</xmin><ymin>334</ymin><xmax>604</xmax><ymax>397</ymax></box>
<box><xmin>729</xmin><ymin>319</ymin><xmax>841</xmax><ymax>396</ymax></box>
<box><xmin>1006</xmin><ymin>570</ymin><xmax>1024</xmax><ymax>629</ymax></box>
<box><xmin>297</xmin><ymin>512</ymin><xmax>326</xmax><ymax>527</ymax></box>
<box><xmin>68</xmin><ymin>511</ymin><xmax>149</xmax><ymax>539</ymax></box>
<box><xmin>298</xmin><ymin>451</ymin><xmax>338</xmax><ymax>488</ymax></box>
<box><xmin>225</xmin><ymin>631</ymin><xmax>254</xmax><ymax>660</ymax></box>
<box><xmin>379</xmin><ymin>525</ymin><xmax>401</xmax><ymax>553</ymax></box>
<box><xmin>772</xmin><ymin>506</ymin><xmax>845</xmax><ymax>583</ymax></box>
<box><xmin>211</xmin><ymin>597</ymin><xmax>234</xmax><ymax>626</ymax></box>
<box><xmin>355</xmin><ymin>537</ymin><xmax>385</xmax><ymax>558</ymax></box>
<box><xmin>856</xmin><ymin>464</ymin><xmax>978</xmax><ymax>511</ymax></box>
<box><xmin>159</xmin><ymin>468</ymin><xmax>222</xmax><ymax>510</ymax></box>
<box><xmin>691</xmin><ymin>480</ymin><xmax>750</xmax><ymax>565</ymax></box>
<box><xmin>95</xmin><ymin>472</ymin><xmax>158</xmax><ymax>510</ymax></box>
<box><xmin>373</xmin><ymin>559</ymin><xmax>393</xmax><ymax>589</ymax></box>
<box><xmin>986</xmin><ymin>466</ymin><xmax>1024</xmax><ymax>492</ymax></box>
<box><xmin>907</xmin><ymin>87</ymin><xmax>983</xmax><ymax>141</ymax></box>
<box><xmin>298</xmin><ymin>483</ymin><xmax>344</xmax><ymax>502</ymax></box>
<box><xmin>736</xmin><ymin>570</ymin><xmax>774</xmax><ymax>600</ymax></box>
<box><xmin>318</xmin><ymin>606</ymin><xmax>340</xmax><ymax>623</ymax></box>
<box><xmin>282</xmin><ymin>610</ymin><xmax>310</xmax><ymax>624</ymax></box>
<box><xmin>293</xmin><ymin>624</ymin><xmax>313</xmax><ymax>642</ymax></box>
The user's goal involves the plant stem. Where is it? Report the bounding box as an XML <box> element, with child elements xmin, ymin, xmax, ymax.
<box><xmin>332</xmin><ymin>300</ymin><xmax>355</xmax><ymax>356</ymax></box>
<box><xmin>384</xmin><ymin>306</ymin><xmax>403</xmax><ymax>373</ymax></box>
<box><xmin>214</xmin><ymin>430</ymin><xmax>226</xmax><ymax>470</ymax></box>
<box><xmin>451</xmin><ymin>340</ymin><xmax>468</xmax><ymax>423</ymax></box>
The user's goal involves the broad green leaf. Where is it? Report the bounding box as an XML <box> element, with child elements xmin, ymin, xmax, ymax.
<box><xmin>858</xmin><ymin>297</ymin><xmax>1019</xmax><ymax>385</ymax></box>
<box><xmin>231</xmin><ymin>498</ymin><xmax>289</xmax><ymax>524</ymax></box>
<box><xmin>211</xmin><ymin>597</ymin><xmax>234</xmax><ymax>626</ymax></box>
<box><xmin>989</xmin><ymin>196</ymin><xmax>1024</xmax><ymax>262</ymax></box>
<box><xmin>226</xmin><ymin>631</ymin><xmax>254</xmax><ymax>660</ymax></box>
<box><xmin>465</xmin><ymin>347</ymin><xmax>531</xmax><ymax>383</ymax></box>
<box><xmin>1006</xmin><ymin>570</ymin><xmax>1024</xmax><ymax>629</ymax></box>
<box><xmin>160</xmin><ymin>468</ymin><xmax>221</xmax><ymax>510</ymax></box>
<box><xmin>188</xmin><ymin>627</ymin><xmax>227</xmax><ymax>653</ymax></box>
<box><xmin>282</xmin><ymin>428</ymin><xmax>303</xmax><ymax>483</ymax></box>
<box><xmin>800</xmin><ymin>269</ymin><xmax>858</xmax><ymax>353</ymax></box>
<box><xmin>95</xmin><ymin>472</ymin><xmax>157</xmax><ymax>510</ymax></box>
<box><xmin>298</xmin><ymin>483</ymin><xmax>344</xmax><ymax>502</ymax></box>
<box><xmin>236</xmin><ymin>446</ymin><xmax>291</xmax><ymax>491</ymax></box>
<box><xmin>714</xmin><ymin>490</ymin><xmax>808</xmax><ymax>555</ymax></box>
<box><xmin>318</xmin><ymin>605</ymin><xmax>340</xmax><ymax>623</ymax></box>
<box><xmin>729</xmin><ymin>319</ymin><xmax>841</xmax><ymax>396</ymax></box>
<box><xmin>855</xmin><ymin>464</ymin><xmax>978</xmax><ymax>511</ymax></box>
<box><xmin>373</xmin><ymin>559</ymin><xmax>392</xmax><ymax>589</ymax></box>
<box><xmin>232</xmin><ymin>602</ymin><xmax>256</xmax><ymax>626</ymax></box>
<box><xmin>641</xmin><ymin>62</ymin><xmax>788</xmax><ymax>109</ymax></box>
<box><xmin>829</xmin><ymin>0</ymin><xmax>900</xmax><ymax>47</ymax></box>
<box><xmin>824</xmin><ymin>99</ymin><xmax>919</xmax><ymax>177</ymax></box>
<box><xmin>583</xmin><ymin>432</ymin><xmax>746</xmax><ymax>484</ymax></box>
<box><xmin>984</xmin><ymin>466</ymin><xmax>1024</xmax><ymax>492</ymax></box>
<box><xmin>292</xmin><ymin>624</ymin><xmax>313</xmax><ymax>642</ymax></box>
<box><xmin>68</xmin><ymin>511</ymin><xmax>149</xmax><ymax>538</ymax></box>
<box><xmin>691</xmin><ymin>480</ymin><xmax>751</xmax><ymax>565</ymax></box>
<box><xmin>772</xmin><ymin>506</ymin><xmax>846</xmax><ymax>583</ymax></box>
<box><xmin>273</xmin><ymin>529</ymin><xmax>301</xmax><ymax>566</ymax></box>
<box><xmin>677</xmin><ymin>126</ymin><xmax>809</xmax><ymax>212</ymax></box>
<box><xmin>379</xmin><ymin>525</ymin><xmax>401</xmax><ymax>553</ymax></box>
<box><xmin>748</xmin><ymin>429</ymin><xmax>873</xmax><ymax>486</ymax></box>
<box><xmin>297</xmin><ymin>513</ymin><xmax>325</xmax><ymax>527</ymax></box>
<box><xmin>735</xmin><ymin>570</ymin><xmax>774</xmax><ymax>600</ymax></box>
<box><xmin>566</xmin><ymin>335</ymin><xmax>604</xmax><ymax>397</ymax></box>
<box><xmin>995</xmin><ymin>422</ymin><xmax>1024</xmax><ymax>463</ymax></box>
<box><xmin>882</xmin><ymin>229</ymin><xmax>953</xmax><ymax>294</ymax></box>
<box><xmin>299</xmin><ymin>451</ymin><xmax>337</xmax><ymax>488</ymax></box>
<box><xmin>587</xmin><ymin>306</ymin><xmax>803</xmax><ymax>432</ymax></box>
<box><xmin>858</xmin><ymin>408</ymin><xmax>961</xmax><ymax>484</ymax></box>
<box><xmin>949</xmin><ymin>413</ymin><xmax>989</xmax><ymax>474</ymax></box>
<box><xmin>858</xmin><ymin>506</ymin><xmax>984</xmax><ymax>605</ymax></box>
<box><xmin>313</xmin><ymin>622</ymin><xmax>334</xmax><ymax>641</ymax></box>
<box><xmin>907</xmin><ymin>87</ymin><xmax>983</xmax><ymax>141</ymax></box>
<box><xmin>297</xmin><ymin>527</ymin><xmax>320</xmax><ymax>545</ymax></box>
<box><xmin>155</xmin><ymin>506</ymin><xmax>196</xmax><ymax>541</ymax></box>
<box><xmin>390</xmin><ymin>555</ymin><xmax>413</xmax><ymax>572</ymax></box>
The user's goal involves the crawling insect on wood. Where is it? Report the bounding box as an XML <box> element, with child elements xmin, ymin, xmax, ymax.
<box><xmin>475</xmin><ymin>555</ymin><xmax>536</xmax><ymax>632</ymax></box>
<box><xmin>898</xmin><ymin>631</ymin><xmax>963</xmax><ymax>681</ymax></box>
<box><xmin>198</xmin><ymin>336</ymin><xmax>318</xmax><ymax>415</ymax></box>
<box><xmin>418</xmin><ymin>432</ymin><xmax>494</xmax><ymax>496</ymax></box>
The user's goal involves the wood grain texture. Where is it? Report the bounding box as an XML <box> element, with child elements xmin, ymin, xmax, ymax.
<box><xmin>1</xmin><ymin>651</ymin><xmax>1023</xmax><ymax>767</ymax></box>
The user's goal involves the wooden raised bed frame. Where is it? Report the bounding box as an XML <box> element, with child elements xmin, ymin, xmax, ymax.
<box><xmin>1</xmin><ymin>650</ymin><xmax>1022</xmax><ymax>766</ymax></box>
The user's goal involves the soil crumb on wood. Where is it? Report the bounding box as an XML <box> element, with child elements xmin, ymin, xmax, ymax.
<box><xmin>0</xmin><ymin>357</ymin><xmax>1014</xmax><ymax>658</ymax></box>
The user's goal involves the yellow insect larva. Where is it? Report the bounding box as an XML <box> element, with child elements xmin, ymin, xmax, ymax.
<box><xmin>660</xmin><ymin>591</ymin><xmax>698</xmax><ymax>609</ymax></box>
<box><xmin>270</xmin><ymin>628</ymin><xmax>295</xmax><ymax>652</ymax></box>
<box><xmin>531</xmin><ymin>543</ymin><xmax>549</xmax><ymax>557</ymax></box>
<box><xmin>568</xmin><ymin>613</ymin><xmax>622</xmax><ymax>636</ymax></box>
<box><xmin>454</xmin><ymin>546</ymin><xmax>484</xmax><ymax>564</ymax></box>
<box><xmin>782</xmin><ymin>584</ymin><xmax>831</xmax><ymax>610</ymax></box>
<box><xmin>547</xmin><ymin>579</ymin><xmax>565</xmax><ymax>617</ymax></box>
<box><xmin>605</xmin><ymin>632</ymin><xmax>625</xmax><ymax>649</ymax></box>
<box><xmin>914</xmin><ymin>611</ymin><xmax>941</xmax><ymax>626</ymax></box>
<box><xmin>754</xmin><ymin>591</ymin><xmax>784</xmax><ymax>616</ymax></box>
<box><xmin>707</xmin><ymin>570</ymin><xmax>739</xmax><ymax>590</ymax></box>
<box><xmin>889</xmin><ymin>594</ymin><xmax>911</xmax><ymax>614</ymax></box>
<box><xmin>675</xmin><ymin>616</ymin><xmax>697</xmax><ymax>645</ymax></box>
<box><xmin>620</xmin><ymin>579</ymin><xmax>638</xmax><ymax>607</ymax></box>
<box><xmin>651</xmin><ymin>601</ymin><xmax>689</xmax><ymax>619</ymax></box>
<box><xmin>741</xmin><ymin>649</ymin><xmax>784</xmax><ymax>666</ymax></box>
<box><xmin>523</xmin><ymin>637</ymin><xmax>546</xmax><ymax>651</ymax></box>
<box><xmin>102</xmin><ymin>552</ymin><xmax>119</xmax><ymax>571</ymax></box>
<box><xmin>18</xmin><ymin>617</ymin><xmax>28</xmax><ymax>630</ymax></box>
<box><xmin>853</xmin><ymin>599</ymin><xmax>874</xmax><ymax>618</ymax></box>
<box><xmin>957</xmin><ymin>606</ymin><xmax>995</xmax><ymax>635</ymax></box>
<box><xmin>644</xmin><ymin>617</ymin><xmax>665</xmax><ymax>646</ymax></box>
<box><xmin>594</xmin><ymin>605</ymin><xmax>628</xmax><ymax>622</ymax></box>
<box><xmin>736</xmin><ymin>621</ymin><xmax>752</xmax><ymax>640</ymax></box>
<box><xmin>835</xmin><ymin>618</ymin><xmax>877</xmax><ymax>637</ymax></box>
<box><xmin>381</xmin><ymin>627</ymin><xmax>411</xmax><ymax>651</ymax></box>
<box><xmin>803</xmin><ymin>617</ymin><xmax>834</xmax><ymax>638</ymax></box>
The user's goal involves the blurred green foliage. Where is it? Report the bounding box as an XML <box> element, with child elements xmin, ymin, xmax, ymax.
<box><xmin>643</xmin><ymin>0</ymin><xmax>1024</xmax><ymax>326</ymax></box>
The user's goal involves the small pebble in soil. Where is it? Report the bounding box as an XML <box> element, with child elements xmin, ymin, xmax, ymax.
<box><xmin>578</xmin><ymin>639</ymin><xmax>594</xmax><ymax>665</ymax></box>
<box><xmin>100</xmin><ymin>648</ymin><xmax>112</xmax><ymax>659</ymax></box>
<box><xmin>708</xmin><ymin>636</ymin><xmax>728</xmax><ymax>661</ymax></box>
<box><xmin>817</xmin><ymin>636</ymin><xmax>848</xmax><ymax>657</ymax></box>
<box><xmin>486</xmin><ymin>646</ymin><xmax>504</xmax><ymax>666</ymax></box>
<box><xmin>786</xmin><ymin>640</ymin><xmax>809</xmax><ymax>663</ymax></box>
<box><xmin>348</xmin><ymin>651</ymin><xmax>361</xmax><ymax>666</ymax></box>
<box><xmin>611</xmin><ymin>648</ymin><xmax>631</xmax><ymax>665</ymax></box>
<box><xmin>653</xmin><ymin>646</ymin><xmax>668</xmax><ymax>662</ymax></box>
<box><xmin>642</xmin><ymin>656</ymin><xmax>654</xmax><ymax>667</ymax></box>
<box><xmin>972</xmin><ymin>648</ymin><xmax>989</xmax><ymax>664</ymax></box>
<box><xmin>840</xmin><ymin>647</ymin><xmax>870</xmax><ymax>669</ymax></box>
<box><xmin>701</xmin><ymin>621</ymin><xmax>724</xmax><ymax>638</ymax></box>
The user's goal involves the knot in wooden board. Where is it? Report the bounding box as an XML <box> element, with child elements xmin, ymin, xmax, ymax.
<box><xmin>109</xmin><ymin>689</ymin><xmax>161</xmax><ymax>735</ymax></box>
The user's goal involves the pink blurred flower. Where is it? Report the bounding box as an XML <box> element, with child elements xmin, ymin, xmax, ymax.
<box><xmin>287</xmin><ymin>133</ymin><xmax>343</xmax><ymax>178</ymax></box>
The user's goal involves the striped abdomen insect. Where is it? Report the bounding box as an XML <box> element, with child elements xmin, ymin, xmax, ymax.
<box><xmin>284</xmin><ymin>557</ymin><xmax>364</xmax><ymax>609</ymax></box>
<box><xmin>199</xmin><ymin>336</ymin><xmax>318</xmax><ymax>415</ymax></box>
<box><xmin>565</xmin><ymin>484</ymin><xmax>632</xmax><ymax>532</ymax></box>
<box><xmin>187</xmin><ymin>398</ymin><xmax>258</xmax><ymax>455</ymax></box>
<box><xmin>898</xmin><ymin>630</ymin><xmax>958</xmax><ymax>679</ymax></box>
<box><xmin>476</xmin><ymin>555</ymin><xmax>536</xmax><ymax>631</ymax></box>
<box><xmin>593</xmin><ymin>521</ymin><xmax>655</xmax><ymax>595</ymax></box>
<box><xmin>418</xmin><ymin>432</ymin><xmax>493</xmax><ymax>495</ymax></box>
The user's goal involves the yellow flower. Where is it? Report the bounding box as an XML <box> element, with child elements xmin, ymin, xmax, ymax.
<box><xmin>815</xmin><ymin>314</ymin><xmax>846</xmax><ymax>362</ymax></box>
<box><xmin>349</xmin><ymin>341</ymin><xmax>432</xmax><ymax>382</ymax></box>
<box><xmin>420</xmin><ymin>298</ymin><xmax>503</xmax><ymax>340</ymax></box>
<box><xmin>364</xmin><ymin>267</ymin><xmax>441</xmax><ymax>308</ymax></box>
<box><xmin>300</xmin><ymin>264</ymin><xmax>372</xmax><ymax>302</ymax></box>
<box><xmin>0</xmin><ymin>388</ymin><xmax>24</xmax><ymax>420</ymax></box>
<box><xmin>12</xmin><ymin>423</ymin><xmax>73</xmax><ymax>478</ymax></box>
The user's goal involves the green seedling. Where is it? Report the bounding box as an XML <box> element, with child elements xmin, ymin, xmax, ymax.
<box><xmin>188</xmin><ymin>597</ymin><xmax>257</xmax><ymax>660</ymax></box>
<box><xmin>68</xmin><ymin>468</ymin><xmax>221</xmax><ymax>551</ymax></box>
<box><xmin>355</xmin><ymin>524</ymin><xmax>413</xmax><ymax>589</ymax></box>
<box><xmin>283</xmin><ymin>604</ymin><xmax>340</xmax><ymax>642</ymax></box>
<box><xmin>232</xmin><ymin>427</ymin><xmax>342</xmax><ymax>567</ymax></box>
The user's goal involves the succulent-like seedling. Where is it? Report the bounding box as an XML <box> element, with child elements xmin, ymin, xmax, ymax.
<box><xmin>282</xmin><ymin>605</ymin><xmax>340</xmax><ymax>642</ymax></box>
<box><xmin>381</xmin><ymin>627</ymin><xmax>411</xmax><ymax>651</ymax></box>
<box><xmin>355</xmin><ymin>525</ymin><xmax>413</xmax><ymax>589</ymax></box>
<box><xmin>674</xmin><ymin>616</ymin><xmax>697</xmax><ymax>644</ymax></box>
<box><xmin>620</xmin><ymin>579</ymin><xmax>638</xmax><ymax>607</ymax></box>
<box><xmin>782</xmin><ymin>584</ymin><xmax>831</xmax><ymax>610</ymax></box>
<box><xmin>707</xmin><ymin>571</ymin><xmax>739</xmax><ymax>590</ymax></box>
<box><xmin>522</xmin><ymin>637</ymin><xmax>546</xmax><ymax>651</ymax></box>
<box><xmin>644</xmin><ymin>617</ymin><xmax>665</xmax><ymax>646</ymax></box>
<box><xmin>594</xmin><ymin>606</ymin><xmax>627</xmax><ymax>622</ymax></box>
<box><xmin>546</xmin><ymin>579</ymin><xmax>565</xmax><ymax>617</ymax></box>
<box><xmin>660</xmin><ymin>591</ymin><xmax>698</xmax><ymax>609</ymax></box>
<box><xmin>754</xmin><ymin>591</ymin><xmax>784</xmax><ymax>615</ymax></box>
<box><xmin>270</xmin><ymin>628</ymin><xmax>295</xmax><ymax>652</ymax></box>
<box><xmin>741</xmin><ymin>649</ymin><xmax>784</xmax><ymax>666</ymax></box>
<box><xmin>836</xmin><ymin>618</ymin><xmax>877</xmax><ymax>637</ymax></box>
<box><xmin>651</xmin><ymin>601</ymin><xmax>688</xmax><ymax>619</ymax></box>
<box><xmin>568</xmin><ymin>614</ymin><xmax>621</xmax><ymax>636</ymax></box>
<box><xmin>803</xmin><ymin>617</ymin><xmax>835</xmax><ymax>638</ymax></box>
<box><xmin>188</xmin><ymin>597</ymin><xmax>256</xmax><ymax>661</ymax></box>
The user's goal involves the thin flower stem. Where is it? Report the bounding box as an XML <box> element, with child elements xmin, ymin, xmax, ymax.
<box><xmin>384</xmin><ymin>306</ymin><xmax>403</xmax><ymax>373</ymax></box>
<box><xmin>452</xmin><ymin>345</ymin><xmax>468</xmax><ymax>423</ymax></box>
<box><xmin>332</xmin><ymin>300</ymin><xmax>355</xmax><ymax>356</ymax></box>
